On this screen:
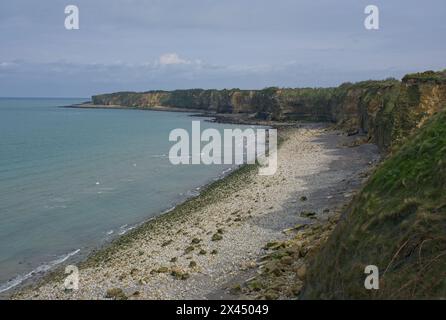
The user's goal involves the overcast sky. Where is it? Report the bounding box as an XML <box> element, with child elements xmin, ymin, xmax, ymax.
<box><xmin>0</xmin><ymin>0</ymin><xmax>445</xmax><ymax>97</ymax></box>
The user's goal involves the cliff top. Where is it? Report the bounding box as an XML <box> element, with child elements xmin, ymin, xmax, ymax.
<box><xmin>402</xmin><ymin>69</ymin><xmax>446</xmax><ymax>84</ymax></box>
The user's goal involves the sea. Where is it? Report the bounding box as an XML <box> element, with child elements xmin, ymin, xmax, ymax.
<box><xmin>0</xmin><ymin>97</ymin><xmax>256</xmax><ymax>293</ymax></box>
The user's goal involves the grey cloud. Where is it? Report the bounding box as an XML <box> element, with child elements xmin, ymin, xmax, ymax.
<box><xmin>0</xmin><ymin>0</ymin><xmax>445</xmax><ymax>96</ymax></box>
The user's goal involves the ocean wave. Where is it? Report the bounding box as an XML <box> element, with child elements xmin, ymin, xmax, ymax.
<box><xmin>149</xmin><ymin>154</ymin><xmax>167</xmax><ymax>158</ymax></box>
<box><xmin>0</xmin><ymin>249</ymin><xmax>80</xmax><ymax>294</ymax></box>
<box><xmin>161</xmin><ymin>206</ymin><xmax>176</xmax><ymax>214</ymax></box>
<box><xmin>44</xmin><ymin>204</ymin><xmax>67</xmax><ymax>209</ymax></box>
<box><xmin>184</xmin><ymin>190</ymin><xmax>200</xmax><ymax>197</ymax></box>
<box><xmin>221</xmin><ymin>167</ymin><xmax>232</xmax><ymax>175</ymax></box>
<box><xmin>117</xmin><ymin>224</ymin><xmax>136</xmax><ymax>235</ymax></box>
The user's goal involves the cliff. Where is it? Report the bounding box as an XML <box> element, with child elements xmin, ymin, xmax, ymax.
<box><xmin>92</xmin><ymin>70</ymin><xmax>446</xmax><ymax>150</ymax></box>
<box><xmin>301</xmin><ymin>109</ymin><xmax>446</xmax><ymax>299</ymax></box>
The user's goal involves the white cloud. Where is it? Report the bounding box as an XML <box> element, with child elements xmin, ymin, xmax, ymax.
<box><xmin>158</xmin><ymin>53</ymin><xmax>190</xmax><ymax>65</ymax></box>
<box><xmin>0</xmin><ymin>61</ymin><xmax>18</xmax><ymax>69</ymax></box>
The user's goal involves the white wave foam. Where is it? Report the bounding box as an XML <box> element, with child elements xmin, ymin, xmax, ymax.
<box><xmin>161</xmin><ymin>206</ymin><xmax>176</xmax><ymax>214</ymax></box>
<box><xmin>118</xmin><ymin>226</ymin><xmax>136</xmax><ymax>235</ymax></box>
<box><xmin>0</xmin><ymin>249</ymin><xmax>80</xmax><ymax>294</ymax></box>
<box><xmin>222</xmin><ymin>168</ymin><xmax>232</xmax><ymax>175</ymax></box>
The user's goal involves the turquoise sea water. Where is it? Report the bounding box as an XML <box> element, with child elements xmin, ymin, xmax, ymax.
<box><xmin>0</xmin><ymin>98</ymin><xmax>251</xmax><ymax>292</ymax></box>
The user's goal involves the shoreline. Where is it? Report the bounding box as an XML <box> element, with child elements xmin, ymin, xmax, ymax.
<box><xmin>1</xmin><ymin>103</ymin><xmax>267</xmax><ymax>299</ymax></box>
<box><xmin>1</xmin><ymin>160</ymin><xmax>246</xmax><ymax>299</ymax></box>
<box><xmin>12</xmin><ymin>123</ymin><xmax>380</xmax><ymax>300</ymax></box>
<box><xmin>63</xmin><ymin>102</ymin><xmax>212</xmax><ymax>115</ymax></box>
<box><xmin>63</xmin><ymin>102</ymin><xmax>301</xmax><ymax>127</ymax></box>
<box><xmin>9</xmin><ymin>160</ymin><xmax>260</xmax><ymax>299</ymax></box>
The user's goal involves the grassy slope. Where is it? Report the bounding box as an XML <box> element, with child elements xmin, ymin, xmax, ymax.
<box><xmin>302</xmin><ymin>110</ymin><xmax>446</xmax><ymax>299</ymax></box>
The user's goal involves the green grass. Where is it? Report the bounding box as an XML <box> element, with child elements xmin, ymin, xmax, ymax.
<box><xmin>402</xmin><ymin>70</ymin><xmax>446</xmax><ymax>84</ymax></box>
<box><xmin>302</xmin><ymin>110</ymin><xmax>446</xmax><ymax>299</ymax></box>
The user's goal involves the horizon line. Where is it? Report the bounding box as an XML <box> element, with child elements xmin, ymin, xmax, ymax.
<box><xmin>0</xmin><ymin>96</ymin><xmax>90</xmax><ymax>99</ymax></box>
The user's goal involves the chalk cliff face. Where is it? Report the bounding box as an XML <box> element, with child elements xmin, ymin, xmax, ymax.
<box><xmin>92</xmin><ymin>70</ymin><xmax>446</xmax><ymax>150</ymax></box>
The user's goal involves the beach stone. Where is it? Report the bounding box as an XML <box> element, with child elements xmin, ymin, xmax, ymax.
<box><xmin>247</xmin><ymin>280</ymin><xmax>263</xmax><ymax>291</ymax></box>
<box><xmin>105</xmin><ymin>288</ymin><xmax>127</xmax><ymax>300</ymax></box>
<box><xmin>285</xmin><ymin>247</ymin><xmax>300</xmax><ymax>257</ymax></box>
<box><xmin>171</xmin><ymin>268</ymin><xmax>190</xmax><ymax>280</ymax></box>
<box><xmin>264</xmin><ymin>290</ymin><xmax>279</xmax><ymax>300</ymax></box>
<box><xmin>157</xmin><ymin>266</ymin><xmax>169</xmax><ymax>273</ymax></box>
<box><xmin>296</xmin><ymin>265</ymin><xmax>307</xmax><ymax>280</ymax></box>
<box><xmin>130</xmin><ymin>268</ymin><xmax>138</xmax><ymax>276</ymax></box>
<box><xmin>300</xmin><ymin>211</ymin><xmax>316</xmax><ymax>217</ymax></box>
<box><xmin>229</xmin><ymin>284</ymin><xmax>242</xmax><ymax>295</ymax></box>
<box><xmin>211</xmin><ymin>233</ymin><xmax>223</xmax><ymax>241</ymax></box>
<box><xmin>138</xmin><ymin>277</ymin><xmax>149</xmax><ymax>285</ymax></box>
<box><xmin>291</xmin><ymin>284</ymin><xmax>303</xmax><ymax>296</ymax></box>
<box><xmin>161</xmin><ymin>239</ymin><xmax>173</xmax><ymax>247</ymax></box>
<box><xmin>184</xmin><ymin>246</ymin><xmax>195</xmax><ymax>254</ymax></box>
<box><xmin>269</xmin><ymin>267</ymin><xmax>282</xmax><ymax>277</ymax></box>
<box><xmin>263</xmin><ymin>241</ymin><xmax>285</xmax><ymax>251</ymax></box>
<box><xmin>280</xmin><ymin>256</ymin><xmax>294</xmax><ymax>265</ymax></box>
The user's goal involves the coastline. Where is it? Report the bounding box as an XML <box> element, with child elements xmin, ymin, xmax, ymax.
<box><xmin>12</xmin><ymin>123</ymin><xmax>380</xmax><ymax>300</ymax></box>
<box><xmin>64</xmin><ymin>102</ymin><xmax>210</xmax><ymax>114</ymax></box>
<box><xmin>1</xmin><ymin>103</ymin><xmax>265</xmax><ymax>299</ymax></box>
<box><xmin>0</xmin><ymin>157</ymin><xmax>246</xmax><ymax>299</ymax></box>
<box><xmin>9</xmin><ymin>156</ymin><xmax>259</xmax><ymax>300</ymax></box>
<box><xmin>64</xmin><ymin>102</ymin><xmax>299</xmax><ymax>126</ymax></box>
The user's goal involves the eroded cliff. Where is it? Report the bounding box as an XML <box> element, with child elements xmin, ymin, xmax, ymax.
<box><xmin>302</xmin><ymin>108</ymin><xmax>446</xmax><ymax>299</ymax></box>
<box><xmin>92</xmin><ymin>69</ymin><xmax>446</xmax><ymax>150</ymax></box>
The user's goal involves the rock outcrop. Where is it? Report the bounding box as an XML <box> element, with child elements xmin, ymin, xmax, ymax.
<box><xmin>92</xmin><ymin>70</ymin><xmax>446</xmax><ymax>150</ymax></box>
<box><xmin>301</xmin><ymin>109</ymin><xmax>446</xmax><ymax>299</ymax></box>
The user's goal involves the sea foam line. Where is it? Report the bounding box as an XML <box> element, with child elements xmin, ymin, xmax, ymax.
<box><xmin>0</xmin><ymin>249</ymin><xmax>80</xmax><ymax>294</ymax></box>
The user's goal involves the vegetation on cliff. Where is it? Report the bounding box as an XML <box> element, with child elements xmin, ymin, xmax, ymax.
<box><xmin>92</xmin><ymin>69</ymin><xmax>446</xmax><ymax>151</ymax></box>
<box><xmin>302</xmin><ymin>109</ymin><xmax>446</xmax><ymax>299</ymax></box>
<box><xmin>402</xmin><ymin>70</ymin><xmax>446</xmax><ymax>84</ymax></box>
<box><xmin>91</xmin><ymin>72</ymin><xmax>446</xmax><ymax>299</ymax></box>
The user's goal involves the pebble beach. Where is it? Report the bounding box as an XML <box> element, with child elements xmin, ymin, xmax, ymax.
<box><xmin>13</xmin><ymin>124</ymin><xmax>379</xmax><ymax>300</ymax></box>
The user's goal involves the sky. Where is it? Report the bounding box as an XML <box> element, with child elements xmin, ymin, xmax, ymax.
<box><xmin>0</xmin><ymin>0</ymin><xmax>445</xmax><ymax>98</ymax></box>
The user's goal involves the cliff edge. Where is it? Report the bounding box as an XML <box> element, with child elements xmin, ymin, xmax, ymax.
<box><xmin>92</xmin><ymin>70</ymin><xmax>446</xmax><ymax>150</ymax></box>
<box><xmin>302</xmin><ymin>109</ymin><xmax>446</xmax><ymax>299</ymax></box>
